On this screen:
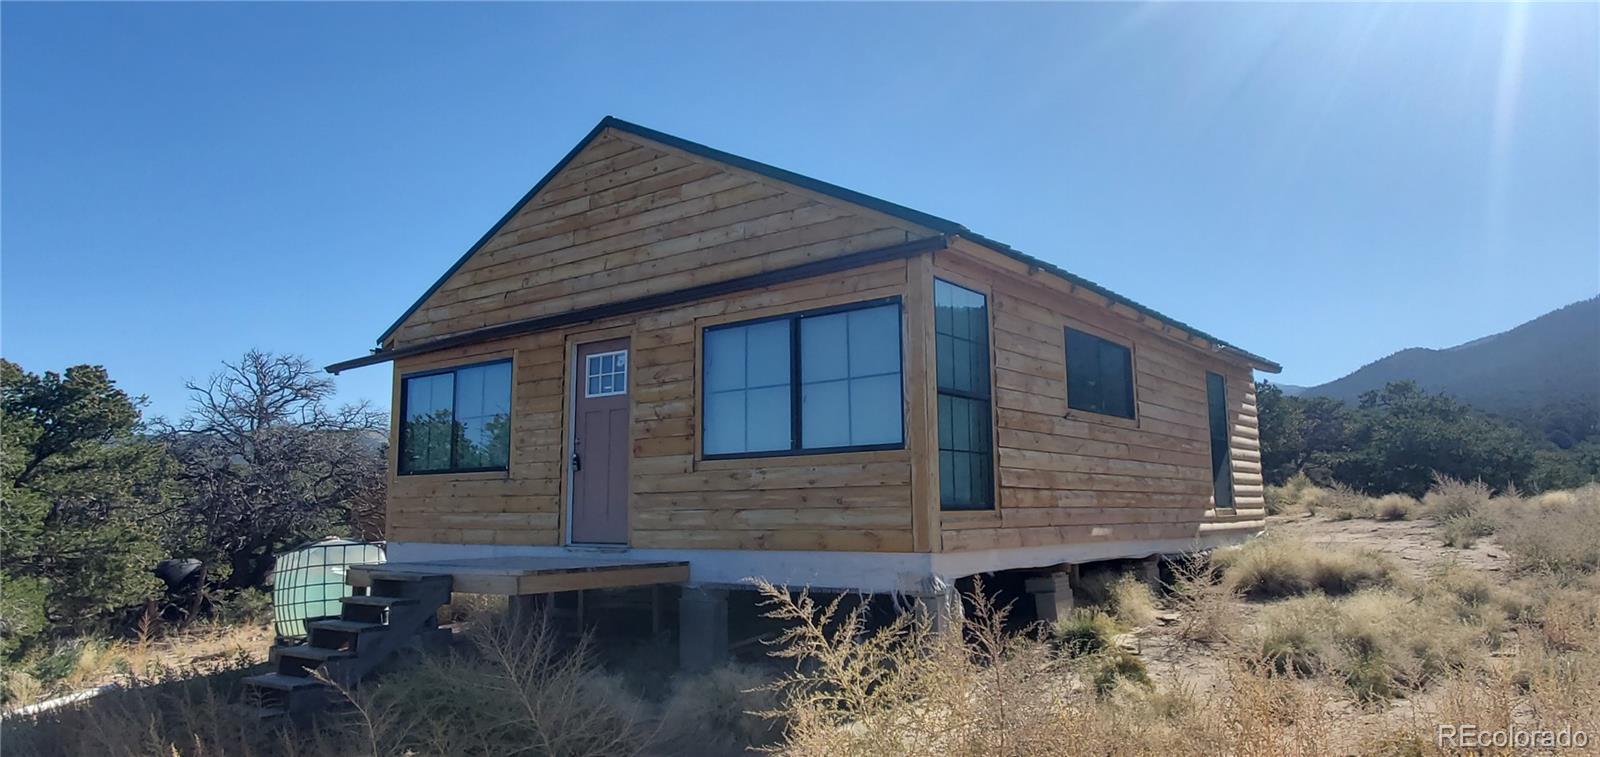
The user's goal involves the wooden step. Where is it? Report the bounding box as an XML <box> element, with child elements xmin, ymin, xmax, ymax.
<box><xmin>273</xmin><ymin>644</ymin><xmax>355</xmax><ymax>662</ymax></box>
<box><xmin>307</xmin><ymin>619</ymin><xmax>387</xmax><ymax>635</ymax></box>
<box><xmin>243</xmin><ymin>673</ymin><xmax>326</xmax><ymax>691</ymax></box>
<box><xmin>236</xmin><ymin>704</ymin><xmax>287</xmax><ymax>720</ymax></box>
<box><xmin>343</xmin><ymin>595</ymin><xmax>418</xmax><ymax>608</ymax></box>
<box><xmin>364</xmin><ymin>571</ymin><xmax>451</xmax><ymax>583</ymax></box>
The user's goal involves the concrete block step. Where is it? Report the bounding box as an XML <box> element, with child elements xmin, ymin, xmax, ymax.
<box><xmin>242</xmin><ymin>673</ymin><xmax>326</xmax><ymax>691</ymax></box>
<box><xmin>234</xmin><ymin>704</ymin><xmax>287</xmax><ymax>720</ymax></box>
<box><xmin>366</xmin><ymin>571</ymin><xmax>451</xmax><ymax>583</ymax></box>
<box><xmin>343</xmin><ymin>595</ymin><xmax>418</xmax><ymax>608</ymax></box>
<box><xmin>307</xmin><ymin>619</ymin><xmax>387</xmax><ymax>635</ymax></box>
<box><xmin>272</xmin><ymin>644</ymin><xmax>355</xmax><ymax>662</ymax></box>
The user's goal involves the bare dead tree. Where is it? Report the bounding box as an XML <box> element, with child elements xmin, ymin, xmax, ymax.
<box><xmin>155</xmin><ymin>350</ymin><xmax>387</xmax><ymax>600</ymax></box>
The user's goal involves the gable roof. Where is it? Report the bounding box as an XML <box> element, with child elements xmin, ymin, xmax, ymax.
<box><xmin>365</xmin><ymin>116</ymin><xmax>1280</xmax><ymax>373</ymax></box>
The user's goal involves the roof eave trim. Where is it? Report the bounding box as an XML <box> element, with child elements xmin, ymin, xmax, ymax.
<box><xmin>949</xmin><ymin>233</ymin><xmax>1280</xmax><ymax>373</ymax></box>
<box><xmin>328</xmin><ymin>234</ymin><xmax>950</xmax><ymax>374</ymax></box>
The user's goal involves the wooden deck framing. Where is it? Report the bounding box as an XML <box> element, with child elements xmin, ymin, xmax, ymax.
<box><xmin>346</xmin><ymin>556</ymin><xmax>690</xmax><ymax>595</ymax></box>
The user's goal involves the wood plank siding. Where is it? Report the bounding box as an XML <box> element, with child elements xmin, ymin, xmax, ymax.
<box><xmin>386</xmin><ymin>259</ymin><xmax>921</xmax><ymax>551</ymax></box>
<box><xmin>380</xmin><ymin>122</ymin><xmax>1267</xmax><ymax>555</ymax></box>
<box><xmin>930</xmin><ymin>246</ymin><xmax>1265</xmax><ymax>552</ymax></box>
<box><xmin>386</xmin><ymin>130</ymin><xmax>928</xmax><ymax>349</ymax></box>
<box><xmin>386</xmin><ymin>126</ymin><xmax>930</xmax><ymax>551</ymax></box>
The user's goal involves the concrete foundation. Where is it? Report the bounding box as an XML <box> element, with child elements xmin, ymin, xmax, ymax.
<box><xmin>678</xmin><ymin>587</ymin><xmax>729</xmax><ymax>671</ymax></box>
<box><xmin>1025</xmin><ymin>570</ymin><xmax>1075</xmax><ymax>624</ymax></box>
<box><xmin>387</xmin><ymin>529</ymin><xmax>1256</xmax><ymax>595</ymax></box>
<box><xmin>911</xmin><ymin>580</ymin><xmax>963</xmax><ymax>634</ymax></box>
<box><xmin>1135</xmin><ymin>556</ymin><xmax>1162</xmax><ymax>587</ymax></box>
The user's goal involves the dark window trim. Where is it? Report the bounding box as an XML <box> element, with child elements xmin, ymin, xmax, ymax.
<box><xmin>1063</xmin><ymin>326</ymin><xmax>1138</xmax><ymax>421</ymax></box>
<box><xmin>934</xmin><ymin>278</ymin><xmax>997</xmax><ymax>511</ymax></box>
<box><xmin>1206</xmin><ymin>371</ymin><xmax>1236</xmax><ymax>512</ymax></box>
<box><xmin>700</xmin><ymin>296</ymin><xmax>905</xmax><ymax>461</ymax></box>
<box><xmin>398</xmin><ymin>358</ymin><xmax>513</xmax><ymax>476</ymax></box>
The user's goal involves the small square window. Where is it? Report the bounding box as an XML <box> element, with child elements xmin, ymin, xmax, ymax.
<box><xmin>584</xmin><ymin>350</ymin><xmax>628</xmax><ymax>398</ymax></box>
<box><xmin>1065</xmin><ymin>328</ymin><xmax>1135</xmax><ymax>419</ymax></box>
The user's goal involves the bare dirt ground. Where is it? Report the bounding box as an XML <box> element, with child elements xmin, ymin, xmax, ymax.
<box><xmin>1270</xmin><ymin>512</ymin><xmax>1511</xmax><ymax>579</ymax></box>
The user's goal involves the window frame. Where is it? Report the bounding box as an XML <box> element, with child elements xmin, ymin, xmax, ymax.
<box><xmin>397</xmin><ymin>358</ymin><xmax>514</xmax><ymax>476</ymax></box>
<box><xmin>700</xmin><ymin>296</ymin><xmax>906</xmax><ymax>461</ymax></box>
<box><xmin>933</xmin><ymin>277</ymin><xmax>998</xmax><ymax>512</ymax></box>
<box><xmin>583</xmin><ymin>350</ymin><xmax>629</xmax><ymax>398</ymax></box>
<box><xmin>1205</xmin><ymin>370</ymin><xmax>1236</xmax><ymax>511</ymax></box>
<box><xmin>1062</xmin><ymin>325</ymin><xmax>1138</xmax><ymax>422</ymax></box>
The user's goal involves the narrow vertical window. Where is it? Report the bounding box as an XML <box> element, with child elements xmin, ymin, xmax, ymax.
<box><xmin>934</xmin><ymin>280</ymin><xmax>994</xmax><ymax>511</ymax></box>
<box><xmin>1206</xmin><ymin>371</ymin><xmax>1234</xmax><ymax>509</ymax></box>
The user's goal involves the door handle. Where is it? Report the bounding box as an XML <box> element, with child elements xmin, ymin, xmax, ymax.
<box><xmin>570</xmin><ymin>451</ymin><xmax>582</xmax><ymax>472</ymax></box>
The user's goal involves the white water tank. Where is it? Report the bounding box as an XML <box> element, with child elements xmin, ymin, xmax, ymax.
<box><xmin>271</xmin><ymin>537</ymin><xmax>385</xmax><ymax>639</ymax></box>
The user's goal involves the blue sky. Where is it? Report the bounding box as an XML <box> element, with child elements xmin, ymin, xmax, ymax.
<box><xmin>3</xmin><ymin>2</ymin><xmax>1596</xmax><ymax>420</ymax></box>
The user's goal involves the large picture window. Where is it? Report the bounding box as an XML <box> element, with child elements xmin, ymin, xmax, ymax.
<box><xmin>935</xmin><ymin>280</ymin><xmax>994</xmax><ymax>510</ymax></box>
<box><xmin>703</xmin><ymin>299</ymin><xmax>903</xmax><ymax>458</ymax></box>
<box><xmin>1065</xmin><ymin>328</ymin><xmax>1136</xmax><ymax>419</ymax></box>
<box><xmin>399</xmin><ymin>360</ymin><xmax>512</xmax><ymax>474</ymax></box>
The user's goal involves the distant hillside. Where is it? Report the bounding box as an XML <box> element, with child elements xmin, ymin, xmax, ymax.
<box><xmin>1300</xmin><ymin>297</ymin><xmax>1600</xmax><ymax>416</ymax></box>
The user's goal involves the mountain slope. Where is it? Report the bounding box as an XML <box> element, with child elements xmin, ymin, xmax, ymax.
<box><xmin>1300</xmin><ymin>297</ymin><xmax>1600</xmax><ymax>414</ymax></box>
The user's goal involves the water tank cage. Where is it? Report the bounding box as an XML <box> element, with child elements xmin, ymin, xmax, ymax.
<box><xmin>271</xmin><ymin>537</ymin><xmax>386</xmax><ymax>641</ymax></box>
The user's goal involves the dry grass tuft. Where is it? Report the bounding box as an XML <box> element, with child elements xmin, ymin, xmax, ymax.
<box><xmin>1497</xmin><ymin>483</ymin><xmax>1600</xmax><ymax>575</ymax></box>
<box><xmin>1165</xmin><ymin>552</ymin><xmax>1242</xmax><ymax>646</ymax></box>
<box><xmin>1051</xmin><ymin>610</ymin><xmax>1122</xmax><ymax>658</ymax></box>
<box><xmin>1252</xmin><ymin>589</ymin><xmax>1487</xmax><ymax>702</ymax></box>
<box><xmin>1440</xmin><ymin>511</ymin><xmax>1497</xmax><ymax>548</ymax></box>
<box><xmin>657</xmin><ymin>664</ymin><xmax>782</xmax><ymax>754</ymax></box>
<box><xmin>1422</xmin><ymin>474</ymin><xmax>1493</xmax><ymax>521</ymax></box>
<box><xmin>1213</xmin><ymin>536</ymin><xmax>1398</xmax><ymax>600</ymax></box>
<box><xmin>1372</xmin><ymin>493</ymin><xmax>1418</xmax><ymax>521</ymax></box>
<box><xmin>1107</xmin><ymin>574</ymin><xmax>1158</xmax><ymax>628</ymax></box>
<box><xmin>1312</xmin><ymin>483</ymin><xmax>1373</xmax><ymax>521</ymax></box>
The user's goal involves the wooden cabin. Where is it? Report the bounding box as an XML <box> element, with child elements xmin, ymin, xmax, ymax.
<box><xmin>326</xmin><ymin>116</ymin><xmax>1279</xmax><ymax>621</ymax></box>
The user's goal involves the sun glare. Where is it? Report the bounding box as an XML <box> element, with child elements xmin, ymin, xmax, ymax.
<box><xmin>1487</xmin><ymin>0</ymin><xmax>1530</xmax><ymax>254</ymax></box>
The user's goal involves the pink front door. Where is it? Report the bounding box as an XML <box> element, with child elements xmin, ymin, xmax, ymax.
<box><xmin>570</xmin><ymin>338</ymin><xmax>631</xmax><ymax>544</ymax></box>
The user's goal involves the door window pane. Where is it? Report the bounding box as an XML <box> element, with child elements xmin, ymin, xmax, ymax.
<box><xmin>584</xmin><ymin>351</ymin><xmax>627</xmax><ymax>397</ymax></box>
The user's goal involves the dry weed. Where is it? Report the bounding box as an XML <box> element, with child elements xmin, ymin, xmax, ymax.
<box><xmin>1423</xmin><ymin>474</ymin><xmax>1493</xmax><ymax>521</ymax></box>
<box><xmin>1165</xmin><ymin>552</ymin><xmax>1241</xmax><ymax>646</ymax></box>
<box><xmin>1213</xmin><ymin>536</ymin><xmax>1398</xmax><ymax>600</ymax></box>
